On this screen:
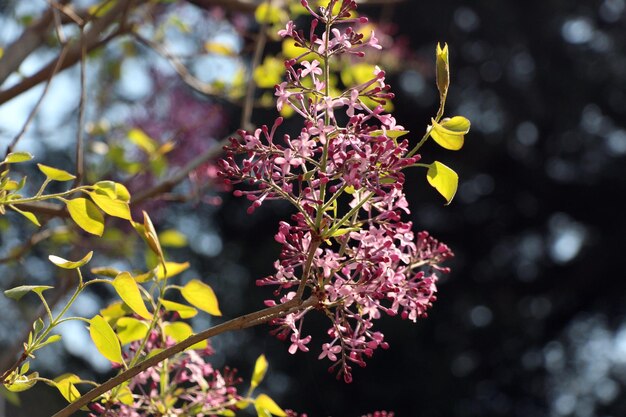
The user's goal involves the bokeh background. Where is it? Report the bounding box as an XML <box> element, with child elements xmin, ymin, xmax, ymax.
<box><xmin>1</xmin><ymin>0</ymin><xmax>626</xmax><ymax>416</ymax></box>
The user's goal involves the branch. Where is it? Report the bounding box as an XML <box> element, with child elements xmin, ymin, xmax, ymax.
<box><xmin>131</xmin><ymin>32</ymin><xmax>241</xmax><ymax>105</ymax></box>
<box><xmin>52</xmin><ymin>296</ymin><xmax>318</xmax><ymax>417</ymax></box>
<box><xmin>0</xmin><ymin>0</ymin><xmax>141</xmax><ymax>106</ymax></box>
<box><xmin>132</xmin><ymin>132</ymin><xmax>234</xmax><ymax>204</ymax></box>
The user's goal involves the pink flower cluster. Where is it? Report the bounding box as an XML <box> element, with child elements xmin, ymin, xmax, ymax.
<box><xmin>89</xmin><ymin>330</ymin><xmax>241</xmax><ymax>417</ymax></box>
<box><xmin>219</xmin><ymin>0</ymin><xmax>452</xmax><ymax>382</ymax></box>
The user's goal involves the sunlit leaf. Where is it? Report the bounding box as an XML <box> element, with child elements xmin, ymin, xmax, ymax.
<box><xmin>159</xmin><ymin>298</ymin><xmax>198</xmax><ymax>319</ymax></box>
<box><xmin>89</xmin><ymin>315</ymin><xmax>123</xmax><ymax>364</ymax></box>
<box><xmin>4</xmin><ymin>152</ymin><xmax>33</xmax><ymax>164</ymax></box>
<box><xmin>113</xmin><ymin>385</ymin><xmax>134</xmax><ymax>405</ymax></box>
<box><xmin>89</xmin><ymin>191</ymin><xmax>132</xmax><ymax>220</ymax></box>
<box><xmin>91</xmin><ymin>266</ymin><xmax>121</xmax><ymax>278</ymax></box>
<box><xmin>436</xmin><ymin>42</ymin><xmax>450</xmax><ymax>98</ymax></box>
<box><xmin>128</xmin><ymin>128</ymin><xmax>157</xmax><ymax>155</ymax></box>
<box><xmin>52</xmin><ymin>373</ymin><xmax>81</xmax><ymax>403</ymax></box>
<box><xmin>116</xmin><ymin>317</ymin><xmax>149</xmax><ymax>345</ymax></box>
<box><xmin>5</xmin><ymin>372</ymin><xmax>39</xmax><ymax>393</ymax></box>
<box><xmin>66</xmin><ymin>198</ymin><xmax>104</xmax><ymax>236</ymax></box>
<box><xmin>180</xmin><ymin>279</ymin><xmax>221</xmax><ymax>316</ymax></box>
<box><xmin>158</xmin><ymin>229</ymin><xmax>187</xmax><ymax>247</ymax></box>
<box><xmin>34</xmin><ymin>334</ymin><xmax>62</xmax><ymax>351</ymax></box>
<box><xmin>205</xmin><ymin>41</ymin><xmax>236</xmax><ymax>56</ymax></box>
<box><xmin>251</xmin><ymin>354</ymin><xmax>268</xmax><ymax>389</ymax></box>
<box><xmin>255</xmin><ymin>394</ymin><xmax>287</xmax><ymax>417</ymax></box>
<box><xmin>10</xmin><ymin>205</ymin><xmax>41</xmax><ymax>226</ymax></box>
<box><xmin>369</xmin><ymin>130</ymin><xmax>410</xmax><ymax>139</ymax></box>
<box><xmin>114</xmin><ymin>182</ymin><xmax>131</xmax><ymax>202</ymax></box>
<box><xmin>100</xmin><ymin>301</ymin><xmax>131</xmax><ymax>321</ymax></box>
<box><xmin>426</xmin><ymin>161</ymin><xmax>459</xmax><ymax>205</ymax></box>
<box><xmin>254</xmin><ymin>3</ymin><xmax>285</xmax><ymax>24</ymax></box>
<box><xmin>37</xmin><ymin>164</ymin><xmax>75</xmax><ymax>181</ymax></box>
<box><xmin>112</xmin><ymin>272</ymin><xmax>151</xmax><ymax>320</ymax></box>
<box><xmin>429</xmin><ymin>116</ymin><xmax>470</xmax><ymax>151</ymax></box>
<box><xmin>163</xmin><ymin>322</ymin><xmax>207</xmax><ymax>350</ymax></box>
<box><xmin>142</xmin><ymin>211</ymin><xmax>164</xmax><ymax>266</ymax></box>
<box><xmin>155</xmin><ymin>261</ymin><xmax>189</xmax><ymax>280</ymax></box>
<box><xmin>4</xmin><ymin>285</ymin><xmax>53</xmax><ymax>301</ymax></box>
<box><xmin>48</xmin><ymin>251</ymin><xmax>93</xmax><ymax>269</ymax></box>
<box><xmin>254</xmin><ymin>57</ymin><xmax>283</xmax><ymax>88</ymax></box>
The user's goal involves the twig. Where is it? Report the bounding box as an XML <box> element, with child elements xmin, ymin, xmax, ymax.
<box><xmin>0</xmin><ymin>0</ymin><xmax>140</xmax><ymax>106</ymax></box>
<box><xmin>73</xmin><ymin>26</ymin><xmax>87</xmax><ymax>186</ymax></box>
<box><xmin>52</xmin><ymin>296</ymin><xmax>318</xmax><ymax>417</ymax></box>
<box><xmin>131</xmin><ymin>32</ymin><xmax>241</xmax><ymax>105</ymax></box>
<box><xmin>240</xmin><ymin>0</ymin><xmax>271</xmax><ymax>131</ymax></box>
<box><xmin>4</xmin><ymin>47</ymin><xmax>69</xmax><ymax>157</ymax></box>
<box><xmin>132</xmin><ymin>131</ymin><xmax>235</xmax><ymax>204</ymax></box>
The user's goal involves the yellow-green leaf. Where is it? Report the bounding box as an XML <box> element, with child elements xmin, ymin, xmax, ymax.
<box><xmin>163</xmin><ymin>322</ymin><xmax>207</xmax><ymax>350</ymax></box>
<box><xmin>116</xmin><ymin>317</ymin><xmax>149</xmax><ymax>345</ymax></box>
<box><xmin>253</xmin><ymin>57</ymin><xmax>283</xmax><ymax>88</ymax></box>
<box><xmin>66</xmin><ymin>198</ymin><xmax>105</xmax><ymax>236</ymax></box>
<box><xmin>128</xmin><ymin>128</ymin><xmax>157</xmax><ymax>155</ymax></box>
<box><xmin>4</xmin><ymin>152</ymin><xmax>33</xmax><ymax>164</ymax></box>
<box><xmin>5</xmin><ymin>372</ymin><xmax>39</xmax><ymax>393</ymax></box>
<box><xmin>100</xmin><ymin>301</ymin><xmax>131</xmax><ymax>321</ymax></box>
<box><xmin>369</xmin><ymin>129</ymin><xmax>410</xmax><ymax>139</ymax></box>
<box><xmin>180</xmin><ymin>279</ymin><xmax>221</xmax><ymax>316</ymax></box>
<box><xmin>159</xmin><ymin>298</ymin><xmax>198</xmax><ymax>319</ymax></box>
<box><xmin>426</xmin><ymin>161</ymin><xmax>459</xmax><ymax>205</ymax></box>
<box><xmin>251</xmin><ymin>354</ymin><xmax>268</xmax><ymax>389</ymax></box>
<box><xmin>37</xmin><ymin>164</ymin><xmax>75</xmax><ymax>181</ymax></box>
<box><xmin>142</xmin><ymin>211</ymin><xmax>164</xmax><ymax>265</ymax></box>
<box><xmin>89</xmin><ymin>191</ymin><xmax>132</xmax><ymax>220</ymax></box>
<box><xmin>158</xmin><ymin>229</ymin><xmax>188</xmax><ymax>247</ymax></box>
<box><xmin>4</xmin><ymin>285</ymin><xmax>53</xmax><ymax>301</ymax></box>
<box><xmin>156</xmin><ymin>261</ymin><xmax>190</xmax><ymax>280</ymax></box>
<box><xmin>89</xmin><ymin>315</ymin><xmax>123</xmax><ymax>364</ymax></box>
<box><xmin>115</xmin><ymin>183</ymin><xmax>131</xmax><ymax>202</ymax></box>
<box><xmin>113</xmin><ymin>385</ymin><xmax>134</xmax><ymax>405</ymax></box>
<box><xmin>112</xmin><ymin>272</ymin><xmax>151</xmax><ymax>320</ymax></box>
<box><xmin>10</xmin><ymin>205</ymin><xmax>41</xmax><ymax>226</ymax></box>
<box><xmin>255</xmin><ymin>394</ymin><xmax>287</xmax><ymax>417</ymax></box>
<box><xmin>429</xmin><ymin>116</ymin><xmax>470</xmax><ymax>151</ymax></box>
<box><xmin>48</xmin><ymin>251</ymin><xmax>93</xmax><ymax>269</ymax></box>
<box><xmin>52</xmin><ymin>373</ymin><xmax>81</xmax><ymax>403</ymax></box>
<box><xmin>436</xmin><ymin>42</ymin><xmax>450</xmax><ymax>98</ymax></box>
<box><xmin>254</xmin><ymin>3</ymin><xmax>285</xmax><ymax>24</ymax></box>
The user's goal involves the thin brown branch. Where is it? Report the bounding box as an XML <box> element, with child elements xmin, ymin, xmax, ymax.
<box><xmin>52</xmin><ymin>296</ymin><xmax>318</xmax><ymax>417</ymax></box>
<box><xmin>73</xmin><ymin>27</ymin><xmax>87</xmax><ymax>186</ymax></box>
<box><xmin>240</xmin><ymin>0</ymin><xmax>271</xmax><ymax>131</ymax></box>
<box><xmin>4</xmin><ymin>46</ymin><xmax>70</xmax><ymax>156</ymax></box>
<box><xmin>131</xmin><ymin>32</ymin><xmax>241</xmax><ymax>105</ymax></box>
<box><xmin>0</xmin><ymin>0</ymin><xmax>141</xmax><ymax>106</ymax></box>
<box><xmin>132</xmin><ymin>131</ymin><xmax>234</xmax><ymax>204</ymax></box>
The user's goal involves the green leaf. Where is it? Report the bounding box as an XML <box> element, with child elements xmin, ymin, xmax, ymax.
<box><xmin>66</xmin><ymin>198</ymin><xmax>105</xmax><ymax>236</ymax></box>
<box><xmin>5</xmin><ymin>372</ymin><xmax>39</xmax><ymax>393</ymax></box>
<box><xmin>34</xmin><ymin>334</ymin><xmax>62</xmax><ymax>351</ymax></box>
<box><xmin>254</xmin><ymin>3</ymin><xmax>285</xmax><ymax>24</ymax></box>
<box><xmin>37</xmin><ymin>164</ymin><xmax>76</xmax><ymax>181</ymax></box>
<box><xmin>100</xmin><ymin>301</ymin><xmax>131</xmax><ymax>321</ymax></box>
<box><xmin>128</xmin><ymin>128</ymin><xmax>157</xmax><ymax>155</ymax></box>
<box><xmin>4</xmin><ymin>285</ymin><xmax>53</xmax><ymax>301</ymax></box>
<box><xmin>93</xmin><ymin>181</ymin><xmax>130</xmax><ymax>202</ymax></box>
<box><xmin>436</xmin><ymin>42</ymin><xmax>450</xmax><ymax>98</ymax></box>
<box><xmin>91</xmin><ymin>266</ymin><xmax>121</xmax><ymax>277</ymax></box>
<box><xmin>48</xmin><ymin>251</ymin><xmax>93</xmax><ymax>269</ymax></box>
<box><xmin>163</xmin><ymin>322</ymin><xmax>207</xmax><ymax>350</ymax></box>
<box><xmin>180</xmin><ymin>279</ymin><xmax>221</xmax><ymax>316</ymax></box>
<box><xmin>159</xmin><ymin>298</ymin><xmax>198</xmax><ymax>319</ymax></box>
<box><xmin>52</xmin><ymin>373</ymin><xmax>81</xmax><ymax>403</ymax></box>
<box><xmin>426</xmin><ymin>161</ymin><xmax>459</xmax><ymax>205</ymax></box>
<box><xmin>369</xmin><ymin>129</ymin><xmax>410</xmax><ymax>139</ymax></box>
<box><xmin>116</xmin><ymin>317</ymin><xmax>149</xmax><ymax>345</ymax></box>
<box><xmin>89</xmin><ymin>191</ymin><xmax>132</xmax><ymax>220</ymax></box>
<box><xmin>158</xmin><ymin>229</ymin><xmax>188</xmax><ymax>247</ymax></box>
<box><xmin>255</xmin><ymin>394</ymin><xmax>287</xmax><ymax>417</ymax></box>
<box><xmin>10</xmin><ymin>205</ymin><xmax>41</xmax><ymax>226</ymax></box>
<box><xmin>4</xmin><ymin>152</ymin><xmax>33</xmax><ymax>164</ymax></box>
<box><xmin>113</xmin><ymin>385</ymin><xmax>134</xmax><ymax>405</ymax></box>
<box><xmin>251</xmin><ymin>354</ymin><xmax>268</xmax><ymax>389</ymax></box>
<box><xmin>429</xmin><ymin>116</ymin><xmax>470</xmax><ymax>151</ymax></box>
<box><xmin>142</xmin><ymin>211</ymin><xmax>164</xmax><ymax>266</ymax></box>
<box><xmin>89</xmin><ymin>315</ymin><xmax>123</xmax><ymax>364</ymax></box>
<box><xmin>155</xmin><ymin>261</ymin><xmax>189</xmax><ymax>281</ymax></box>
<box><xmin>115</xmin><ymin>183</ymin><xmax>131</xmax><ymax>202</ymax></box>
<box><xmin>111</xmin><ymin>272</ymin><xmax>152</xmax><ymax>320</ymax></box>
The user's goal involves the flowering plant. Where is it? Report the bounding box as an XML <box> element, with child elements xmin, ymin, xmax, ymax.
<box><xmin>219</xmin><ymin>0</ymin><xmax>469</xmax><ymax>383</ymax></box>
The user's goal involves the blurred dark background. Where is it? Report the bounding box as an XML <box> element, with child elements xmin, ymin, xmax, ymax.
<box><xmin>2</xmin><ymin>0</ymin><xmax>626</xmax><ymax>416</ymax></box>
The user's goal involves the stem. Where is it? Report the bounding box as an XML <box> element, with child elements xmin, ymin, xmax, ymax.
<box><xmin>52</xmin><ymin>296</ymin><xmax>318</xmax><ymax>417</ymax></box>
<box><xmin>325</xmin><ymin>192</ymin><xmax>374</xmax><ymax>237</ymax></box>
